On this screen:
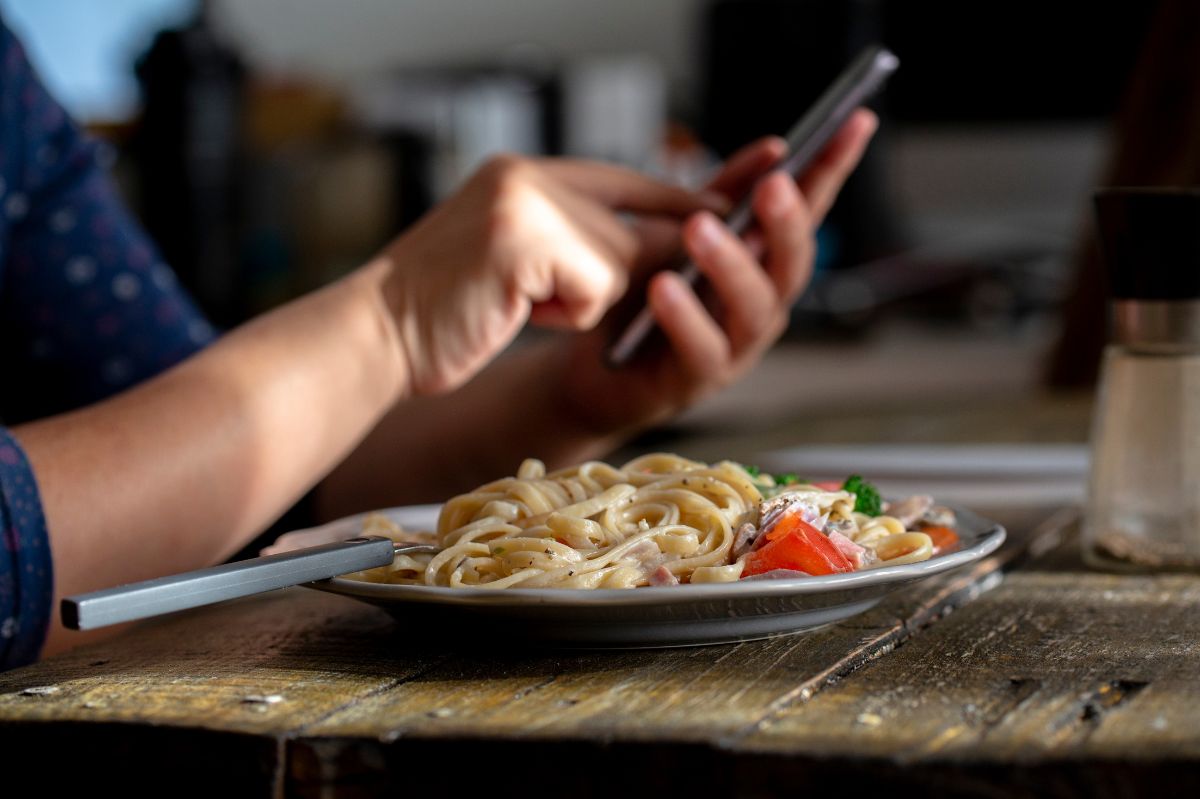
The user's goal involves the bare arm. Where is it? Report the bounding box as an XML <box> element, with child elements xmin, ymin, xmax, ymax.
<box><xmin>20</xmin><ymin>156</ymin><xmax>718</xmax><ymax>656</ymax></box>
<box><xmin>21</xmin><ymin>263</ymin><xmax>403</xmax><ymax>654</ymax></box>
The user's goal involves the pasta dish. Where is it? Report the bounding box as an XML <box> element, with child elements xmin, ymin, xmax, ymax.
<box><xmin>347</xmin><ymin>453</ymin><xmax>960</xmax><ymax>589</ymax></box>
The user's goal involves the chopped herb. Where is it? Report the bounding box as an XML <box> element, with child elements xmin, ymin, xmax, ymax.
<box><xmin>842</xmin><ymin>474</ymin><xmax>883</xmax><ymax>516</ymax></box>
<box><xmin>494</xmin><ymin>547</ymin><xmax>506</xmax><ymax>554</ymax></box>
<box><xmin>740</xmin><ymin>463</ymin><xmax>802</xmax><ymax>486</ymax></box>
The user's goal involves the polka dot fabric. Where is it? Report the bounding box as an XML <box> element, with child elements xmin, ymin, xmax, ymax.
<box><xmin>0</xmin><ymin>20</ymin><xmax>215</xmax><ymax>669</ymax></box>
<box><xmin>0</xmin><ymin>431</ymin><xmax>49</xmax><ymax>668</ymax></box>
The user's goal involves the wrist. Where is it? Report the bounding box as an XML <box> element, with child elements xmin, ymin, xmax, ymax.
<box><xmin>345</xmin><ymin>257</ymin><xmax>411</xmax><ymax>406</ymax></box>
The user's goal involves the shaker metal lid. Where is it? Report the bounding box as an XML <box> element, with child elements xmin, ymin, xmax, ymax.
<box><xmin>1094</xmin><ymin>188</ymin><xmax>1200</xmax><ymax>300</ymax></box>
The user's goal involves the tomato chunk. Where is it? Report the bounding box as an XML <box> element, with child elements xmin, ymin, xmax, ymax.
<box><xmin>921</xmin><ymin>525</ymin><xmax>960</xmax><ymax>555</ymax></box>
<box><xmin>743</xmin><ymin>514</ymin><xmax>854</xmax><ymax>576</ymax></box>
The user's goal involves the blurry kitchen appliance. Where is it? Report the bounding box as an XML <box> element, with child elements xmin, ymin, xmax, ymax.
<box><xmin>134</xmin><ymin>4</ymin><xmax>245</xmax><ymax>325</ymax></box>
<box><xmin>561</xmin><ymin>55</ymin><xmax>665</xmax><ymax>168</ymax></box>
<box><xmin>350</xmin><ymin>67</ymin><xmax>546</xmax><ymax>224</ymax></box>
<box><xmin>350</xmin><ymin>53</ymin><xmax>668</xmax><ymax>225</ymax></box>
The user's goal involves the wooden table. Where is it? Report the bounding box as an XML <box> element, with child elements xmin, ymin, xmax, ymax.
<box><xmin>2</xmin><ymin>393</ymin><xmax>1197</xmax><ymax>798</ymax></box>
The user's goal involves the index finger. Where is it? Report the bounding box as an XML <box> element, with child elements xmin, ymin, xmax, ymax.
<box><xmin>705</xmin><ymin>136</ymin><xmax>788</xmax><ymax>200</ymax></box>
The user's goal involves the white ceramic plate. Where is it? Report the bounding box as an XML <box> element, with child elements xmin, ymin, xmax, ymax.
<box><xmin>271</xmin><ymin>503</ymin><xmax>1006</xmax><ymax>649</ymax></box>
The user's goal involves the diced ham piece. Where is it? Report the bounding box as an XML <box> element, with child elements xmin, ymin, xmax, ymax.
<box><xmin>885</xmin><ymin>494</ymin><xmax>933</xmax><ymax>528</ymax></box>
<box><xmin>922</xmin><ymin>505</ymin><xmax>957</xmax><ymax>528</ymax></box>
<box><xmin>623</xmin><ymin>540</ymin><xmax>659</xmax><ymax>561</ymax></box>
<box><xmin>732</xmin><ymin>522</ymin><xmax>759</xmax><ymax>558</ymax></box>
<box><xmin>828</xmin><ymin>531</ymin><xmax>867</xmax><ymax>569</ymax></box>
<box><xmin>648</xmin><ymin>565</ymin><xmax>679</xmax><ymax>586</ymax></box>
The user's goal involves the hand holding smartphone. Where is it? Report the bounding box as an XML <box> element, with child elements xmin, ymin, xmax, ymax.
<box><xmin>605</xmin><ymin>45</ymin><xmax>899</xmax><ymax>367</ymax></box>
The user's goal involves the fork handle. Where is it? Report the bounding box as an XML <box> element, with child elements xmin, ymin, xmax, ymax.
<box><xmin>61</xmin><ymin>536</ymin><xmax>400</xmax><ymax>631</ymax></box>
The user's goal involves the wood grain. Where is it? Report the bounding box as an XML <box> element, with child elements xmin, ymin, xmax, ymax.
<box><xmin>739</xmin><ymin>568</ymin><xmax>1200</xmax><ymax>763</ymax></box>
<box><xmin>289</xmin><ymin>508</ymin><xmax>1064</xmax><ymax>746</ymax></box>
<box><xmin>0</xmin><ymin>508</ymin><xmax>1059</xmax><ymax>797</ymax></box>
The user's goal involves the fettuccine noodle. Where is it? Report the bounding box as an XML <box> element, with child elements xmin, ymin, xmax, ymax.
<box><xmin>347</xmin><ymin>453</ymin><xmax>947</xmax><ymax>588</ymax></box>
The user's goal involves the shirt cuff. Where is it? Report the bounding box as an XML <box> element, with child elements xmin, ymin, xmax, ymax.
<box><xmin>0</xmin><ymin>428</ymin><xmax>53</xmax><ymax>669</ymax></box>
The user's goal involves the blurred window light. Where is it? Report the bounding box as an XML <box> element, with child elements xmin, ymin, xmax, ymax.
<box><xmin>0</xmin><ymin>0</ymin><xmax>197</xmax><ymax>123</ymax></box>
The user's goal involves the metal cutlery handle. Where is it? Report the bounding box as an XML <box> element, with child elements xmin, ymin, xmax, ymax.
<box><xmin>61</xmin><ymin>537</ymin><xmax>430</xmax><ymax>630</ymax></box>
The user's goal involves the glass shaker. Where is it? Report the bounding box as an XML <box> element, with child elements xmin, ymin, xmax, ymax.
<box><xmin>1083</xmin><ymin>188</ymin><xmax>1200</xmax><ymax>572</ymax></box>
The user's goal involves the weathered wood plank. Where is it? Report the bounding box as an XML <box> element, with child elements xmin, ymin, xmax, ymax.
<box><xmin>0</xmin><ymin>509</ymin><xmax>1052</xmax><ymax>735</ymax></box>
<box><xmin>0</xmin><ymin>589</ymin><xmax>447</xmax><ymax>735</ymax></box>
<box><xmin>278</xmin><ymin>511</ymin><xmax>1060</xmax><ymax>748</ymax></box>
<box><xmin>735</xmin><ymin>525</ymin><xmax>1200</xmax><ymax>765</ymax></box>
<box><xmin>287</xmin><ymin>534</ymin><xmax>1028</xmax><ymax>744</ymax></box>
<box><xmin>283</xmin><ymin>508</ymin><xmax>1062</xmax><ymax>746</ymax></box>
<box><xmin>280</xmin><ymin>517</ymin><xmax>1200</xmax><ymax>799</ymax></box>
<box><xmin>0</xmin><ymin>506</ymin><xmax>1068</xmax><ymax>798</ymax></box>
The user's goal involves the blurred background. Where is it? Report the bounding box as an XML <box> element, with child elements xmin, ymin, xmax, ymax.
<box><xmin>3</xmin><ymin>0</ymin><xmax>1192</xmax><ymax>457</ymax></box>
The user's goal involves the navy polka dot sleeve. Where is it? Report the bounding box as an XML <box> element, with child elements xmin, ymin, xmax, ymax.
<box><xmin>0</xmin><ymin>20</ymin><xmax>216</xmax><ymax>669</ymax></box>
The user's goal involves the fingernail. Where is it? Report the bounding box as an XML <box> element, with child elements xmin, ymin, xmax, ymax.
<box><xmin>690</xmin><ymin>213</ymin><xmax>721</xmax><ymax>252</ymax></box>
<box><xmin>764</xmin><ymin>136</ymin><xmax>788</xmax><ymax>160</ymax></box>
<box><xmin>653</xmin><ymin>272</ymin><xmax>683</xmax><ymax>305</ymax></box>
<box><xmin>761</xmin><ymin>173</ymin><xmax>794</xmax><ymax>219</ymax></box>
<box><xmin>862</xmin><ymin>109</ymin><xmax>880</xmax><ymax>136</ymax></box>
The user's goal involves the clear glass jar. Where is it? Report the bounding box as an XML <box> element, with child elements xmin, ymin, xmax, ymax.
<box><xmin>1084</xmin><ymin>188</ymin><xmax>1200</xmax><ymax>571</ymax></box>
<box><xmin>1083</xmin><ymin>302</ymin><xmax>1200</xmax><ymax>571</ymax></box>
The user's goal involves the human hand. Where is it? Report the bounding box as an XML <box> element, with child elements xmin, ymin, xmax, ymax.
<box><xmin>371</xmin><ymin>155</ymin><xmax>728</xmax><ymax>395</ymax></box>
<box><xmin>549</xmin><ymin>109</ymin><xmax>879</xmax><ymax>436</ymax></box>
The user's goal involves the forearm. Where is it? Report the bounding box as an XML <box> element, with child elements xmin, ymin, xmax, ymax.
<box><xmin>315</xmin><ymin>339</ymin><xmax>627</xmax><ymax>518</ymax></box>
<box><xmin>16</xmin><ymin>262</ymin><xmax>404</xmax><ymax>646</ymax></box>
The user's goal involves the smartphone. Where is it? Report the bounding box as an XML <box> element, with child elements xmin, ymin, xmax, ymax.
<box><xmin>605</xmin><ymin>44</ymin><xmax>899</xmax><ymax>367</ymax></box>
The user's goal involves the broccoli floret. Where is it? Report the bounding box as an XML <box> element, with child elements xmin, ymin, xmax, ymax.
<box><xmin>772</xmin><ymin>472</ymin><xmax>800</xmax><ymax>486</ymax></box>
<box><xmin>741</xmin><ymin>463</ymin><xmax>762</xmax><ymax>478</ymax></box>
<box><xmin>842</xmin><ymin>474</ymin><xmax>882</xmax><ymax>516</ymax></box>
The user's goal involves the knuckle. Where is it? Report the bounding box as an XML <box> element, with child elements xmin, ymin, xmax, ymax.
<box><xmin>485</xmin><ymin>202</ymin><xmax>521</xmax><ymax>243</ymax></box>
<box><xmin>479</xmin><ymin>158</ymin><xmax>540</xmax><ymax>241</ymax></box>
<box><xmin>479</xmin><ymin>152</ymin><xmax>527</xmax><ymax>180</ymax></box>
<box><xmin>478</xmin><ymin>153</ymin><xmax>535</xmax><ymax>199</ymax></box>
